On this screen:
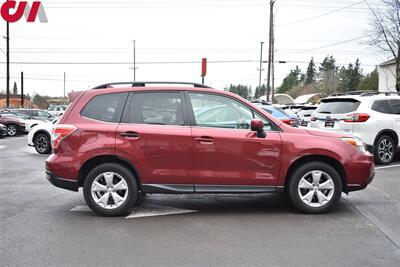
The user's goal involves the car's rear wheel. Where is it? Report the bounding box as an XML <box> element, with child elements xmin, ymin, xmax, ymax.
<box><xmin>6</xmin><ymin>124</ymin><xmax>18</xmax><ymax>136</ymax></box>
<box><xmin>288</xmin><ymin>162</ymin><xmax>342</xmax><ymax>214</ymax></box>
<box><xmin>83</xmin><ymin>163</ymin><xmax>138</xmax><ymax>216</ymax></box>
<box><xmin>374</xmin><ymin>135</ymin><xmax>395</xmax><ymax>165</ymax></box>
<box><xmin>34</xmin><ymin>133</ymin><xmax>51</xmax><ymax>154</ymax></box>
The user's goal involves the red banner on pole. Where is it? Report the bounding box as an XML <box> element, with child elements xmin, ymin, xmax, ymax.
<box><xmin>201</xmin><ymin>58</ymin><xmax>207</xmax><ymax>77</ymax></box>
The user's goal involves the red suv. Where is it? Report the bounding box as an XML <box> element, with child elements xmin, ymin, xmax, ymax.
<box><xmin>45</xmin><ymin>82</ymin><xmax>375</xmax><ymax>216</ymax></box>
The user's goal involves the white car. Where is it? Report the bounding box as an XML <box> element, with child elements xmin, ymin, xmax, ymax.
<box><xmin>309</xmin><ymin>93</ymin><xmax>400</xmax><ymax>164</ymax></box>
<box><xmin>28</xmin><ymin>120</ymin><xmax>56</xmax><ymax>154</ymax></box>
<box><xmin>47</xmin><ymin>105</ymin><xmax>67</xmax><ymax>117</ymax></box>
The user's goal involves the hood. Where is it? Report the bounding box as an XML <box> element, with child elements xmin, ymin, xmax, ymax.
<box><xmin>305</xmin><ymin>128</ymin><xmax>351</xmax><ymax>138</ymax></box>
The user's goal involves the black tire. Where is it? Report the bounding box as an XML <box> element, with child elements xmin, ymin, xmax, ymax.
<box><xmin>83</xmin><ymin>163</ymin><xmax>138</xmax><ymax>216</ymax></box>
<box><xmin>34</xmin><ymin>133</ymin><xmax>52</xmax><ymax>154</ymax></box>
<box><xmin>374</xmin><ymin>135</ymin><xmax>395</xmax><ymax>165</ymax></box>
<box><xmin>6</xmin><ymin>124</ymin><xmax>18</xmax><ymax>137</ymax></box>
<box><xmin>288</xmin><ymin>162</ymin><xmax>342</xmax><ymax>214</ymax></box>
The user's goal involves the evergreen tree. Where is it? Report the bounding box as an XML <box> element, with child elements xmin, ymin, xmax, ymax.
<box><xmin>338</xmin><ymin>59</ymin><xmax>363</xmax><ymax>92</ymax></box>
<box><xmin>357</xmin><ymin>68</ymin><xmax>379</xmax><ymax>91</ymax></box>
<box><xmin>226</xmin><ymin>84</ymin><xmax>252</xmax><ymax>100</ymax></box>
<box><xmin>278</xmin><ymin>66</ymin><xmax>304</xmax><ymax>93</ymax></box>
<box><xmin>305</xmin><ymin>57</ymin><xmax>317</xmax><ymax>85</ymax></box>
<box><xmin>319</xmin><ymin>55</ymin><xmax>339</xmax><ymax>94</ymax></box>
<box><xmin>254</xmin><ymin>84</ymin><xmax>267</xmax><ymax>99</ymax></box>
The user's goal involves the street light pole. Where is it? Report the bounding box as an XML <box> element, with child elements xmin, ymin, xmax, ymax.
<box><xmin>266</xmin><ymin>0</ymin><xmax>276</xmax><ymax>103</ymax></box>
<box><xmin>258</xmin><ymin>42</ymin><xmax>264</xmax><ymax>90</ymax></box>
<box><xmin>132</xmin><ymin>40</ymin><xmax>136</xmax><ymax>81</ymax></box>
<box><xmin>6</xmin><ymin>19</ymin><xmax>10</xmax><ymax>108</ymax></box>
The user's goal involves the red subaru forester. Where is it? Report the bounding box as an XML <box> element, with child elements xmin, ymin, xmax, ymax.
<box><xmin>45</xmin><ymin>82</ymin><xmax>375</xmax><ymax>216</ymax></box>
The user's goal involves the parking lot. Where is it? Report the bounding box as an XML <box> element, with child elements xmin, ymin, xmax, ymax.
<box><xmin>1</xmin><ymin>136</ymin><xmax>400</xmax><ymax>266</ymax></box>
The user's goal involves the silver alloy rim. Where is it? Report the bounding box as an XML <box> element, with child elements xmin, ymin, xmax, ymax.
<box><xmin>7</xmin><ymin>126</ymin><xmax>16</xmax><ymax>136</ymax></box>
<box><xmin>298</xmin><ymin>170</ymin><xmax>335</xmax><ymax>208</ymax></box>
<box><xmin>35</xmin><ymin>136</ymin><xmax>48</xmax><ymax>153</ymax></box>
<box><xmin>91</xmin><ymin>172</ymin><xmax>129</xmax><ymax>210</ymax></box>
<box><xmin>378</xmin><ymin>138</ymin><xmax>393</xmax><ymax>162</ymax></box>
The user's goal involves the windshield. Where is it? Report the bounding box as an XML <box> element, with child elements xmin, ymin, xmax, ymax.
<box><xmin>316</xmin><ymin>98</ymin><xmax>360</xmax><ymax>114</ymax></box>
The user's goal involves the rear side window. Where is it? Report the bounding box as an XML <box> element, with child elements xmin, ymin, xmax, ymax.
<box><xmin>316</xmin><ymin>99</ymin><xmax>361</xmax><ymax>114</ymax></box>
<box><xmin>81</xmin><ymin>93</ymin><xmax>128</xmax><ymax>122</ymax></box>
<box><xmin>124</xmin><ymin>92</ymin><xmax>184</xmax><ymax>125</ymax></box>
<box><xmin>389</xmin><ymin>100</ymin><xmax>400</xmax><ymax>114</ymax></box>
<box><xmin>371</xmin><ymin>100</ymin><xmax>391</xmax><ymax>114</ymax></box>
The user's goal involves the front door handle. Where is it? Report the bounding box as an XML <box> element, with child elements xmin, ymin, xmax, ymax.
<box><xmin>120</xmin><ymin>131</ymin><xmax>140</xmax><ymax>138</ymax></box>
<box><xmin>195</xmin><ymin>136</ymin><xmax>214</xmax><ymax>144</ymax></box>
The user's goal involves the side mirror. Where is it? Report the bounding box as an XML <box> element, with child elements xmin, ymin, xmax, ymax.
<box><xmin>251</xmin><ymin>119</ymin><xmax>266</xmax><ymax>138</ymax></box>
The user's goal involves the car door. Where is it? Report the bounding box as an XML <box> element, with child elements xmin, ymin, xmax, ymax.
<box><xmin>116</xmin><ymin>91</ymin><xmax>194</xmax><ymax>192</ymax></box>
<box><xmin>389</xmin><ymin>99</ymin><xmax>400</xmax><ymax>141</ymax></box>
<box><xmin>187</xmin><ymin>92</ymin><xmax>282</xmax><ymax>192</ymax></box>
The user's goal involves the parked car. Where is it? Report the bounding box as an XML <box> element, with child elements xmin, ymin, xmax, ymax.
<box><xmin>47</xmin><ymin>105</ymin><xmax>67</xmax><ymax>117</ymax></box>
<box><xmin>309</xmin><ymin>93</ymin><xmax>400</xmax><ymax>164</ymax></box>
<box><xmin>0</xmin><ymin>111</ymin><xmax>46</xmax><ymax>133</ymax></box>
<box><xmin>253</xmin><ymin>102</ymin><xmax>300</xmax><ymax>127</ymax></box>
<box><xmin>46</xmin><ymin>82</ymin><xmax>374</xmax><ymax>216</ymax></box>
<box><xmin>0</xmin><ymin>114</ymin><xmax>25</xmax><ymax>136</ymax></box>
<box><xmin>28</xmin><ymin>120</ymin><xmax>57</xmax><ymax>154</ymax></box>
<box><xmin>9</xmin><ymin>109</ymin><xmax>55</xmax><ymax>122</ymax></box>
<box><xmin>0</xmin><ymin>123</ymin><xmax>7</xmax><ymax>138</ymax></box>
<box><xmin>297</xmin><ymin>106</ymin><xmax>318</xmax><ymax>127</ymax></box>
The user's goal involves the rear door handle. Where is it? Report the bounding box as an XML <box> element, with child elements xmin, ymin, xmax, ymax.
<box><xmin>120</xmin><ymin>131</ymin><xmax>140</xmax><ymax>138</ymax></box>
<box><xmin>195</xmin><ymin>136</ymin><xmax>214</xmax><ymax>144</ymax></box>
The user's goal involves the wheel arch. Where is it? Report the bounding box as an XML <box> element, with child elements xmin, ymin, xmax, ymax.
<box><xmin>373</xmin><ymin>129</ymin><xmax>399</xmax><ymax>149</ymax></box>
<box><xmin>33</xmin><ymin>130</ymin><xmax>51</xmax><ymax>141</ymax></box>
<box><xmin>284</xmin><ymin>155</ymin><xmax>348</xmax><ymax>193</ymax></box>
<box><xmin>78</xmin><ymin>155</ymin><xmax>141</xmax><ymax>189</ymax></box>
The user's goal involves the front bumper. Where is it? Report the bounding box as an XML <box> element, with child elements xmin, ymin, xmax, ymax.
<box><xmin>45</xmin><ymin>171</ymin><xmax>79</xmax><ymax>192</ymax></box>
<box><xmin>346</xmin><ymin>152</ymin><xmax>375</xmax><ymax>192</ymax></box>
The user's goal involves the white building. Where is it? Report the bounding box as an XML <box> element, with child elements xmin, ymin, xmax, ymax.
<box><xmin>379</xmin><ymin>59</ymin><xmax>397</xmax><ymax>92</ymax></box>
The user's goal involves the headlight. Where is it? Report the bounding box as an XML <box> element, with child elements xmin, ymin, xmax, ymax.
<box><xmin>342</xmin><ymin>137</ymin><xmax>367</xmax><ymax>153</ymax></box>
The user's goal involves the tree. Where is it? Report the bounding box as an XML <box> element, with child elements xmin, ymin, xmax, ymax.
<box><xmin>358</xmin><ymin>68</ymin><xmax>379</xmax><ymax>91</ymax></box>
<box><xmin>278</xmin><ymin>66</ymin><xmax>304</xmax><ymax>93</ymax></box>
<box><xmin>225</xmin><ymin>84</ymin><xmax>252</xmax><ymax>100</ymax></box>
<box><xmin>319</xmin><ymin>56</ymin><xmax>339</xmax><ymax>95</ymax></box>
<box><xmin>305</xmin><ymin>57</ymin><xmax>317</xmax><ymax>85</ymax></box>
<box><xmin>368</xmin><ymin>0</ymin><xmax>400</xmax><ymax>91</ymax></box>
<box><xmin>254</xmin><ymin>84</ymin><xmax>267</xmax><ymax>99</ymax></box>
<box><xmin>338</xmin><ymin>59</ymin><xmax>363</xmax><ymax>92</ymax></box>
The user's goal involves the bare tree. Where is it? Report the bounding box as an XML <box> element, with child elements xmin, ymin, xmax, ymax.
<box><xmin>368</xmin><ymin>0</ymin><xmax>400</xmax><ymax>91</ymax></box>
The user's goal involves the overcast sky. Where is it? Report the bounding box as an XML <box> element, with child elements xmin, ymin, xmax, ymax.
<box><xmin>0</xmin><ymin>0</ymin><xmax>392</xmax><ymax>97</ymax></box>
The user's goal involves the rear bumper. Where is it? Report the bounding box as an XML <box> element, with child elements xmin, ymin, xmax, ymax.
<box><xmin>45</xmin><ymin>171</ymin><xmax>79</xmax><ymax>192</ymax></box>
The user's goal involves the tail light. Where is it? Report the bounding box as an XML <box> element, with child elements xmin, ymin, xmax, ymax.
<box><xmin>311</xmin><ymin>117</ymin><xmax>317</xmax><ymax>122</ymax></box>
<box><xmin>281</xmin><ymin>119</ymin><xmax>296</xmax><ymax>126</ymax></box>
<box><xmin>52</xmin><ymin>124</ymin><xmax>77</xmax><ymax>150</ymax></box>
<box><xmin>344</xmin><ymin>113</ymin><xmax>370</xmax><ymax>123</ymax></box>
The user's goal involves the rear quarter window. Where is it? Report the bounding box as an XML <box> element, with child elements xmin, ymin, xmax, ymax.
<box><xmin>81</xmin><ymin>93</ymin><xmax>128</xmax><ymax>123</ymax></box>
<box><xmin>316</xmin><ymin>99</ymin><xmax>361</xmax><ymax>114</ymax></box>
<box><xmin>371</xmin><ymin>100</ymin><xmax>391</xmax><ymax>114</ymax></box>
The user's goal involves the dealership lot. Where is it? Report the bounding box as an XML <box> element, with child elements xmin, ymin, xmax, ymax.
<box><xmin>1</xmin><ymin>136</ymin><xmax>400</xmax><ymax>266</ymax></box>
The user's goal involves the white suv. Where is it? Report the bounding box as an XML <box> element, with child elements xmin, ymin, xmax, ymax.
<box><xmin>309</xmin><ymin>93</ymin><xmax>400</xmax><ymax>164</ymax></box>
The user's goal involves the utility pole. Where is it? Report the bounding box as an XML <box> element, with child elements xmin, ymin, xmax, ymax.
<box><xmin>6</xmin><ymin>19</ymin><xmax>10</xmax><ymax>108</ymax></box>
<box><xmin>258</xmin><ymin>42</ymin><xmax>264</xmax><ymax>90</ymax></box>
<box><xmin>132</xmin><ymin>40</ymin><xmax>136</xmax><ymax>81</ymax></box>
<box><xmin>63</xmin><ymin>72</ymin><xmax>66</xmax><ymax>104</ymax></box>
<box><xmin>266</xmin><ymin>0</ymin><xmax>276</xmax><ymax>103</ymax></box>
<box><xmin>271</xmin><ymin>10</ymin><xmax>276</xmax><ymax>104</ymax></box>
<box><xmin>21</xmin><ymin>72</ymin><xmax>24</xmax><ymax>108</ymax></box>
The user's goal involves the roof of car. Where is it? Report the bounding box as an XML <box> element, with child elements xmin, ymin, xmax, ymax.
<box><xmin>324</xmin><ymin>93</ymin><xmax>400</xmax><ymax>102</ymax></box>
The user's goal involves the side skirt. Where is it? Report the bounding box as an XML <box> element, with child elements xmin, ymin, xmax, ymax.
<box><xmin>142</xmin><ymin>184</ymin><xmax>280</xmax><ymax>194</ymax></box>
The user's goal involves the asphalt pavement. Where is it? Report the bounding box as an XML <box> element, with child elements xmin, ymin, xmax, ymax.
<box><xmin>1</xmin><ymin>136</ymin><xmax>400</xmax><ymax>266</ymax></box>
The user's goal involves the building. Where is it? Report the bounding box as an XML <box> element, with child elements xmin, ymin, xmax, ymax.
<box><xmin>379</xmin><ymin>59</ymin><xmax>397</xmax><ymax>92</ymax></box>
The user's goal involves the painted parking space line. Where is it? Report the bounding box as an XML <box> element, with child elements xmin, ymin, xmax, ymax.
<box><xmin>375</xmin><ymin>164</ymin><xmax>400</xmax><ymax>170</ymax></box>
<box><xmin>71</xmin><ymin>203</ymin><xmax>197</xmax><ymax>219</ymax></box>
<box><xmin>0</xmin><ymin>146</ymin><xmax>6</xmax><ymax>150</ymax></box>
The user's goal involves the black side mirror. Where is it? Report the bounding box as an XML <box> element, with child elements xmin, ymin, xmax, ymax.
<box><xmin>251</xmin><ymin>119</ymin><xmax>266</xmax><ymax>138</ymax></box>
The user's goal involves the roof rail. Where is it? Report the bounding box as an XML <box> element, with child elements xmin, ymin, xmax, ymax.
<box><xmin>92</xmin><ymin>81</ymin><xmax>213</xmax><ymax>89</ymax></box>
<box><xmin>359</xmin><ymin>91</ymin><xmax>400</xmax><ymax>97</ymax></box>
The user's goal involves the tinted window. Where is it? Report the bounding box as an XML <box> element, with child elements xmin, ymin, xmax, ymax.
<box><xmin>259</xmin><ymin>106</ymin><xmax>288</xmax><ymax>119</ymax></box>
<box><xmin>371</xmin><ymin>100</ymin><xmax>391</xmax><ymax>114</ymax></box>
<box><xmin>125</xmin><ymin>92</ymin><xmax>184</xmax><ymax>125</ymax></box>
<box><xmin>389</xmin><ymin>100</ymin><xmax>400</xmax><ymax>114</ymax></box>
<box><xmin>189</xmin><ymin>93</ymin><xmax>273</xmax><ymax>130</ymax></box>
<box><xmin>316</xmin><ymin>99</ymin><xmax>360</xmax><ymax>114</ymax></box>
<box><xmin>81</xmin><ymin>93</ymin><xmax>128</xmax><ymax>122</ymax></box>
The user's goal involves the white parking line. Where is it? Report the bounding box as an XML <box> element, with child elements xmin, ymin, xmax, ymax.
<box><xmin>0</xmin><ymin>146</ymin><xmax>5</xmax><ymax>150</ymax></box>
<box><xmin>71</xmin><ymin>203</ymin><xmax>197</xmax><ymax>219</ymax></box>
<box><xmin>375</xmin><ymin>164</ymin><xmax>400</xmax><ymax>170</ymax></box>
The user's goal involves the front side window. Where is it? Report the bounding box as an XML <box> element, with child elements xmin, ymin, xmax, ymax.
<box><xmin>189</xmin><ymin>93</ymin><xmax>273</xmax><ymax>130</ymax></box>
<box><xmin>124</xmin><ymin>92</ymin><xmax>184</xmax><ymax>126</ymax></box>
<box><xmin>81</xmin><ymin>93</ymin><xmax>128</xmax><ymax>123</ymax></box>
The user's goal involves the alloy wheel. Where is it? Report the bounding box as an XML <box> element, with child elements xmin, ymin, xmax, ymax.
<box><xmin>35</xmin><ymin>135</ymin><xmax>49</xmax><ymax>153</ymax></box>
<box><xmin>91</xmin><ymin>172</ymin><xmax>129</xmax><ymax>210</ymax></box>
<box><xmin>7</xmin><ymin>125</ymin><xmax>17</xmax><ymax>136</ymax></box>
<box><xmin>378</xmin><ymin>138</ymin><xmax>394</xmax><ymax>163</ymax></box>
<box><xmin>297</xmin><ymin>170</ymin><xmax>335</xmax><ymax>208</ymax></box>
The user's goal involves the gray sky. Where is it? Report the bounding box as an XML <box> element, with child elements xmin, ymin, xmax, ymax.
<box><xmin>0</xmin><ymin>0</ymin><xmax>392</xmax><ymax>97</ymax></box>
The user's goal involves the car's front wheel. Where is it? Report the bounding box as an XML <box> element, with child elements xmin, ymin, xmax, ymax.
<box><xmin>288</xmin><ymin>162</ymin><xmax>342</xmax><ymax>214</ymax></box>
<box><xmin>374</xmin><ymin>135</ymin><xmax>395</xmax><ymax>165</ymax></box>
<box><xmin>6</xmin><ymin>124</ymin><xmax>18</xmax><ymax>136</ymax></box>
<box><xmin>34</xmin><ymin>133</ymin><xmax>51</xmax><ymax>154</ymax></box>
<box><xmin>83</xmin><ymin>163</ymin><xmax>138</xmax><ymax>216</ymax></box>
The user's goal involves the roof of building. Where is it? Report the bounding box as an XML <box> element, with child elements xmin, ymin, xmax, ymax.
<box><xmin>379</xmin><ymin>58</ymin><xmax>396</xmax><ymax>67</ymax></box>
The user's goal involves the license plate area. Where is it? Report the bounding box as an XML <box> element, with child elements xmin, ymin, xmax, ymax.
<box><xmin>325</xmin><ymin>121</ymin><xmax>335</xmax><ymax>128</ymax></box>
